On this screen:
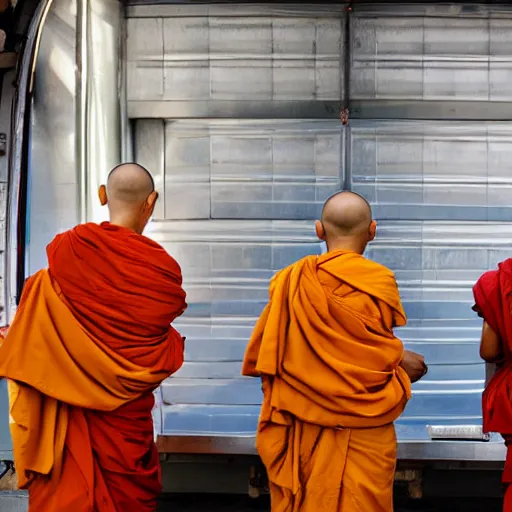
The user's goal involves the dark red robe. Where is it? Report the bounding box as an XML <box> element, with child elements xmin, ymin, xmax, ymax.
<box><xmin>474</xmin><ymin>258</ymin><xmax>512</xmax><ymax>511</ymax></box>
<box><xmin>0</xmin><ymin>222</ymin><xmax>186</xmax><ymax>512</ymax></box>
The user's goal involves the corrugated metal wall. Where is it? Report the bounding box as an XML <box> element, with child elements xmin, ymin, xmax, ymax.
<box><xmin>126</xmin><ymin>3</ymin><xmax>512</xmax><ymax>444</ymax></box>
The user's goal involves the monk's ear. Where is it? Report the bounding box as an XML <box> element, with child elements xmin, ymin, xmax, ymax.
<box><xmin>146</xmin><ymin>190</ymin><xmax>158</xmax><ymax>211</ymax></box>
<box><xmin>98</xmin><ymin>185</ymin><xmax>108</xmax><ymax>206</ymax></box>
<box><xmin>315</xmin><ymin>220</ymin><xmax>325</xmax><ymax>241</ymax></box>
<box><xmin>368</xmin><ymin>220</ymin><xmax>377</xmax><ymax>241</ymax></box>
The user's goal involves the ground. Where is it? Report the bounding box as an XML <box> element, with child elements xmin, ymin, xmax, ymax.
<box><xmin>0</xmin><ymin>492</ymin><xmax>504</xmax><ymax>511</ymax></box>
<box><xmin>157</xmin><ymin>495</ymin><xmax>503</xmax><ymax>511</ymax></box>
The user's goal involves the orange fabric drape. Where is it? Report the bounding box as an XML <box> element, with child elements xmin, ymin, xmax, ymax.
<box><xmin>242</xmin><ymin>250</ymin><xmax>411</xmax><ymax>512</ymax></box>
<box><xmin>0</xmin><ymin>222</ymin><xmax>187</xmax><ymax>512</ymax></box>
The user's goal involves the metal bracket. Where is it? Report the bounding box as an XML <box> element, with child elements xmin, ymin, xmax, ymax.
<box><xmin>0</xmin><ymin>53</ymin><xmax>17</xmax><ymax>69</ymax></box>
<box><xmin>0</xmin><ymin>133</ymin><xmax>6</xmax><ymax>156</ymax></box>
<box><xmin>248</xmin><ymin>464</ymin><xmax>268</xmax><ymax>498</ymax></box>
<box><xmin>395</xmin><ymin>469</ymin><xmax>423</xmax><ymax>500</ymax></box>
<box><xmin>340</xmin><ymin>108</ymin><xmax>349</xmax><ymax>125</ymax></box>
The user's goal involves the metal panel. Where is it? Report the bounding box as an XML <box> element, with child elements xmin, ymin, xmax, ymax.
<box><xmin>351</xmin><ymin>13</ymin><xmax>512</xmax><ymax>102</ymax></box>
<box><xmin>0</xmin><ymin>492</ymin><xmax>28</xmax><ymax>512</ymax></box>
<box><xmin>155</xmin><ymin>434</ymin><xmax>508</xmax><ymax>462</ymax></box>
<box><xmin>143</xmin><ymin>219</ymin><xmax>324</xmax><ymax>436</ymax></box>
<box><xmin>350</xmin><ymin>100</ymin><xmax>512</xmax><ymax>121</ymax></box>
<box><xmin>26</xmin><ymin>0</ymin><xmax>123</xmax><ymax>275</ymax></box>
<box><xmin>146</xmin><ymin>214</ymin><xmax>501</xmax><ymax>442</ymax></box>
<box><xmin>153</xmin><ymin>219</ymin><xmax>498</xmax><ymax>441</ymax></box>
<box><xmin>348</xmin><ymin>121</ymin><xmax>512</xmax><ymax>442</ymax></box>
<box><xmin>350</xmin><ymin>121</ymin><xmax>512</xmax><ymax>221</ymax></box>
<box><xmin>27</xmin><ymin>0</ymin><xmax>79</xmax><ymax>277</ymax></box>
<box><xmin>134</xmin><ymin>120</ymin><xmax>165</xmax><ymax>219</ymax></box>
<box><xmin>86</xmin><ymin>0</ymin><xmax>123</xmax><ymax>224</ymax></box>
<box><xmin>126</xmin><ymin>6</ymin><xmax>343</xmax><ymax>118</ymax></box>
<box><xmin>129</xmin><ymin>3</ymin><xmax>504</xmax><ymax>460</ymax></box>
<box><xmin>161</xmin><ymin>120</ymin><xmax>343</xmax><ymax>221</ymax></box>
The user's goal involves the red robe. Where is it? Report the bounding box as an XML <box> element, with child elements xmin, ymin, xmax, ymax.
<box><xmin>0</xmin><ymin>222</ymin><xmax>187</xmax><ymax>512</ymax></box>
<box><xmin>474</xmin><ymin>259</ymin><xmax>512</xmax><ymax>511</ymax></box>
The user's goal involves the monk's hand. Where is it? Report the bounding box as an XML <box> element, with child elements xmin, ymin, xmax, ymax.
<box><xmin>400</xmin><ymin>350</ymin><xmax>428</xmax><ymax>383</ymax></box>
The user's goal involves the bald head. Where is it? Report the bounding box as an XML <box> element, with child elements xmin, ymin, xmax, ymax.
<box><xmin>322</xmin><ymin>191</ymin><xmax>372</xmax><ymax>236</ymax></box>
<box><xmin>316</xmin><ymin>191</ymin><xmax>375</xmax><ymax>254</ymax></box>
<box><xmin>99</xmin><ymin>163</ymin><xmax>157</xmax><ymax>234</ymax></box>
<box><xmin>106</xmin><ymin>163</ymin><xmax>155</xmax><ymax>205</ymax></box>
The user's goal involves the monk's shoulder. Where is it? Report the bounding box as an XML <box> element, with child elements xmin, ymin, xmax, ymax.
<box><xmin>271</xmin><ymin>255</ymin><xmax>314</xmax><ymax>279</ymax></box>
<box><xmin>475</xmin><ymin>267</ymin><xmax>499</xmax><ymax>291</ymax></box>
<box><xmin>361</xmin><ymin>255</ymin><xmax>398</xmax><ymax>281</ymax></box>
<box><xmin>477</xmin><ymin>257</ymin><xmax>512</xmax><ymax>283</ymax></box>
<box><xmin>269</xmin><ymin>255</ymin><xmax>313</xmax><ymax>294</ymax></box>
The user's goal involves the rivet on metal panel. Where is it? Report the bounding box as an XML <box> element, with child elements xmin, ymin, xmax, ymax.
<box><xmin>340</xmin><ymin>108</ymin><xmax>349</xmax><ymax>125</ymax></box>
<box><xmin>0</xmin><ymin>133</ymin><xmax>6</xmax><ymax>156</ymax></box>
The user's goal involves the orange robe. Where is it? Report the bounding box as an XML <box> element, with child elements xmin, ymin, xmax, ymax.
<box><xmin>242</xmin><ymin>250</ymin><xmax>411</xmax><ymax>512</ymax></box>
<box><xmin>0</xmin><ymin>222</ymin><xmax>187</xmax><ymax>512</ymax></box>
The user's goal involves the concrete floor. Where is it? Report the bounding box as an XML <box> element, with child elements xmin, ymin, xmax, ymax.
<box><xmin>158</xmin><ymin>494</ymin><xmax>504</xmax><ymax>511</ymax></box>
<box><xmin>0</xmin><ymin>492</ymin><xmax>504</xmax><ymax>511</ymax></box>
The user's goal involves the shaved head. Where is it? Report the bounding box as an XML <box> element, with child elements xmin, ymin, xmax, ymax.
<box><xmin>99</xmin><ymin>163</ymin><xmax>158</xmax><ymax>234</ymax></box>
<box><xmin>322</xmin><ymin>191</ymin><xmax>372</xmax><ymax>236</ymax></box>
<box><xmin>316</xmin><ymin>191</ymin><xmax>375</xmax><ymax>254</ymax></box>
<box><xmin>107</xmin><ymin>163</ymin><xmax>155</xmax><ymax>205</ymax></box>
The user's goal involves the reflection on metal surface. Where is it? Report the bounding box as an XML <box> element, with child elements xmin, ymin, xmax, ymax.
<box><xmin>48</xmin><ymin>45</ymin><xmax>75</xmax><ymax>95</ymax></box>
<box><xmin>26</xmin><ymin>0</ymin><xmax>123</xmax><ymax>275</ymax></box>
<box><xmin>134</xmin><ymin>120</ymin><xmax>165</xmax><ymax>219</ymax></box>
<box><xmin>7</xmin><ymin>0</ymin><xmax>53</xmax><ymax>320</ymax></box>
<box><xmin>350</xmin><ymin>121</ymin><xmax>512</xmax><ymax>221</ymax></box>
<box><xmin>350</xmin><ymin>100</ymin><xmax>512</xmax><ymax>121</ymax></box>
<box><xmin>126</xmin><ymin>4</ymin><xmax>347</xmax><ymax>17</ymax></box>
<box><xmin>127</xmin><ymin>4</ymin><xmax>509</xmax><ymax>458</ymax></box>
<box><xmin>154</xmin><ymin>119</ymin><xmax>343</xmax><ymax>221</ymax></box>
<box><xmin>28</xmin><ymin>0</ymin><xmax>79</xmax><ymax>276</ymax></box>
<box><xmin>351</xmin><ymin>11</ymin><xmax>512</xmax><ymax>102</ymax></box>
<box><xmin>156</xmin><ymin>434</ymin><xmax>507</xmax><ymax>462</ymax></box>
<box><xmin>128</xmin><ymin>100</ymin><xmax>341</xmax><ymax>120</ymax></box>
<box><xmin>0</xmin><ymin>75</ymin><xmax>12</xmax><ymax>327</ymax></box>
<box><xmin>119</xmin><ymin>12</ymin><xmax>132</xmax><ymax>163</ymax></box>
<box><xmin>2</xmin><ymin>0</ymin><xmax>55</xmax><ymax>459</ymax></box>
<box><xmin>427</xmin><ymin>425</ymin><xmax>489</xmax><ymax>441</ymax></box>
<box><xmin>11</xmin><ymin>1</ymin><xmax>510</xmax><ymax>462</ymax></box>
<box><xmin>126</xmin><ymin>4</ymin><xmax>512</xmax><ymax>122</ymax></box>
<box><xmin>77</xmin><ymin>0</ymin><xmax>87</xmax><ymax>224</ymax></box>
<box><xmin>86</xmin><ymin>0</ymin><xmax>122</xmax><ymax>224</ymax></box>
<box><xmin>126</xmin><ymin>6</ymin><xmax>343</xmax><ymax>117</ymax></box>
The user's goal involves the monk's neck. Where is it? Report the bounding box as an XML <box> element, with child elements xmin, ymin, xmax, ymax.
<box><xmin>326</xmin><ymin>239</ymin><xmax>367</xmax><ymax>255</ymax></box>
<box><xmin>108</xmin><ymin>215</ymin><xmax>145</xmax><ymax>235</ymax></box>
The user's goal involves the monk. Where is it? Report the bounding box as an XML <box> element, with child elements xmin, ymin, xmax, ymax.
<box><xmin>0</xmin><ymin>163</ymin><xmax>187</xmax><ymax>511</ymax></box>
<box><xmin>242</xmin><ymin>191</ymin><xmax>427</xmax><ymax>512</ymax></box>
<box><xmin>473</xmin><ymin>260</ymin><xmax>512</xmax><ymax>511</ymax></box>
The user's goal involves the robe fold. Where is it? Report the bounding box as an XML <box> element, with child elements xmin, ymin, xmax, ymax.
<box><xmin>473</xmin><ymin>259</ymin><xmax>512</xmax><ymax>511</ymax></box>
<box><xmin>242</xmin><ymin>250</ymin><xmax>411</xmax><ymax>512</ymax></box>
<box><xmin>0</xmin><ymin>222</ymin><xmax>187</xmax><ymax>512</ymax></box>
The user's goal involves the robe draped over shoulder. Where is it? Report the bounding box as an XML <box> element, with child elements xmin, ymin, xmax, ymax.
<box><xmin>473</xmin><ymin>259</ymin><xmax>512</xmax><ymax>511</ymax></box>
<box><xmin>0</xmin><ymin>222</ymin><xmax>187</xmax><ymax>512</ymax></box>
<box><xmin>242</xmin><ymin>250</ymin><xmax>410</xmax><ymax>512</ymax></box>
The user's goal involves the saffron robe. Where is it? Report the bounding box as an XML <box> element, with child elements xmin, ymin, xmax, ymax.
<box><xmin>473</xmin><ymin>259</ymin><xmax>512</xmax><ymax>511</ymax></box>
<box><xmin>242</xmin><ymin>250</ymin><xmax>411</xmax><ymax>512</ymax></box>
<box><xmin>0</xmin><ymin>222</ymin><xmax>187</xmax><ymax>512</ymax></box>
